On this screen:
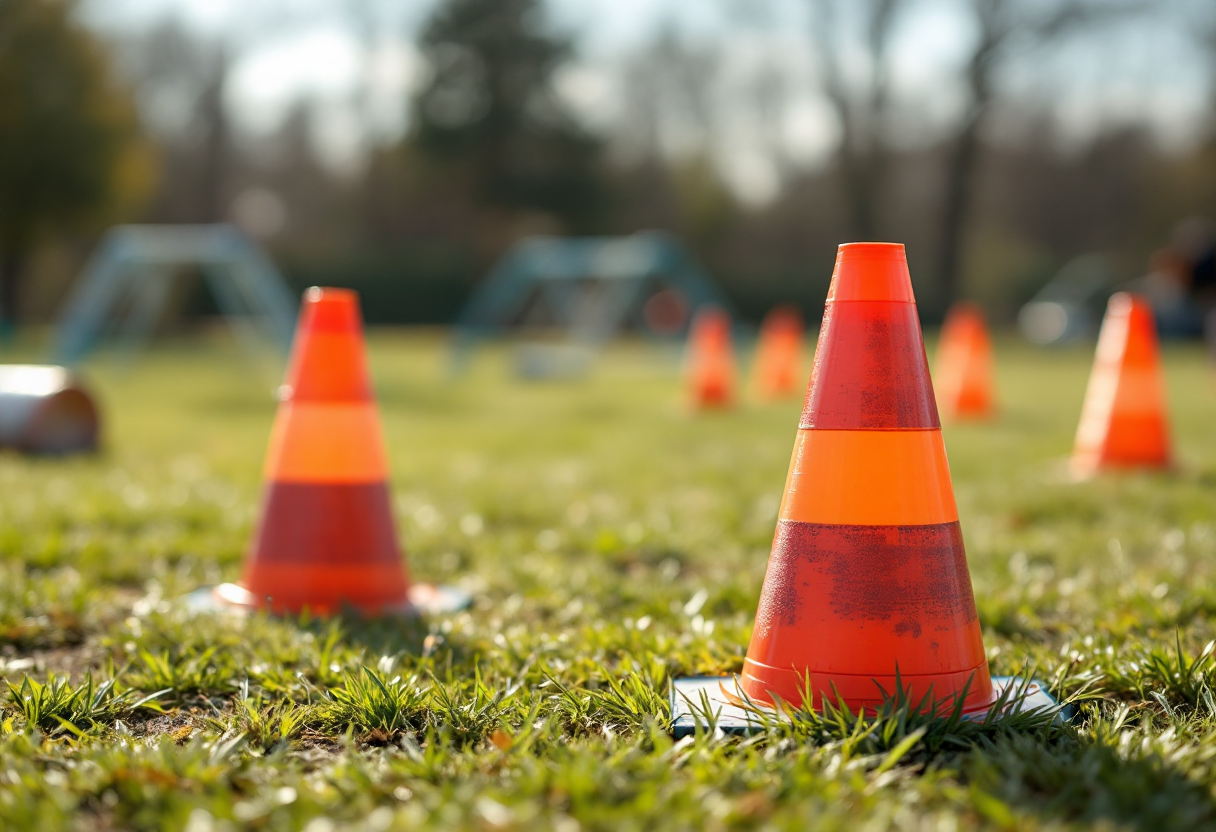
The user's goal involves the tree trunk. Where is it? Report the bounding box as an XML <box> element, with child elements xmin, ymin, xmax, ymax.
<box><xmin>197</xmin><ymin>52</ymin><xmax>231</xmax><ymax>222</ymax></box>
<box><xmin>936</xmin><ymin>12</ymin><xmax>997</xmax><ymax>306</ymax></box>
<box><xmin>935</xmin><ymin>0</ymin><xmax>1104</xmax><ymax>303</ymax></box>
<box><xmin>812</xmin><ymin>0</ymin><xmax>902</xmax><ymax>242</ymax></box>
<box><xmin>0</xmin><ymin>243</ymin><xmax>26</xmax><ymax>338</ymax></box>
<box><xmin>843</xmin><ymin>152</ymin><xmax>879</xmax><ymax>241</ymax></box>
<box><xmin>936</xmin><ymin>114</ymin><xmax>983</xmax><ymax>305</ymax></box>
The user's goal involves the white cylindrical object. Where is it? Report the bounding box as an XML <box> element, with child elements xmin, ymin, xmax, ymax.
<box><xmin>0</xmin><ymin>365</ymin><xmax>100</xmax><ymax>454</ymax></box>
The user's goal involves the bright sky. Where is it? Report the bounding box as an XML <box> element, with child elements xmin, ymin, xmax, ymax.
<box><xmin>84</xmin><ymin>0</ymin><xmax>1213</xmax><ymax>201</ymax></box>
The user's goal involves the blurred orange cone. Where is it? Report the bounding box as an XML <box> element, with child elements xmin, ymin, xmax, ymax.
<box><xmin>1071</xmin><ymin>292</ymin><xmax>1172</xmax><ymax>478</ymax></box>
<box><xmin>687</xmin><ymin>306</ymin><xmax>736</xmax><ymax>409</ymax></box>
<box><xmin>207</xmin><ymin>287</ymin><xmax>468</xmax><ymax>616</ymax></box>
<box><xmin>935</xmin><ymin>301</ymin><xmax>995</xmax><ymax>420</ymax></box>
<box><xmin>753</xmin><ymin>306</ymin><xmax>805</xmax><ymax>401</ymax></box>
<box><xmin>671</xmin><ymin>244</ymin><xmax>1059</xmax><ymax>734</ymax></box>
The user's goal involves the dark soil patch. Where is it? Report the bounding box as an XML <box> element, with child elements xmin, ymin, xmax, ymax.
<box><xmin>123</xmin><ymin>709</ymin><xmax>208</xmax><ymax>742</ymax></box>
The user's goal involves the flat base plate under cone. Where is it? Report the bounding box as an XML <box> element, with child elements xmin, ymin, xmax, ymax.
<box><xmin>181</xmin><ymin>582</ymin><xmax>472</xmax><ymax>617</ymax></box>
<box><xmin>670</xmin><ymin>675</ymin><xmax>1065</xmax><ymax>738</ymax></box>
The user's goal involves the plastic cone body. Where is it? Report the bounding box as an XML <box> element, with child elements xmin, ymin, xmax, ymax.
<box><xmin>241</xmin><ymin>287</ymin><xmax>411</xmax><ymax>615</ymax></box>
<box><xmin>754</xmin><ymin>306</ymin><xmax>806</xmax><ymax>400</ymax></box>
<box><xmin>1071</xmin><ymin>292</ymin><xmax>1171</xmax><ymax>477</ymax></box>
<box><xmin>740</xmin><ymin>243</ymin><xmax>995</xmax><ymax>714</ymax></box>
<box><xmin>935</xmin><ymin>302</ymin><xmax>995</xmax><ymax>420</ymax></box>
<box><xmin>687</xmin><ymin>307</ymin><xmax>736</xmax><ymax>408</ymax></box>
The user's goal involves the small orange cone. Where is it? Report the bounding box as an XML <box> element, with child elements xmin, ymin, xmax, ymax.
<box><xmin>672</xmin><ymin>244</ymin><xmax>1059</xmax><ymax>733</ymax></box>
<box><xmin>203</xmin><ymin>287</ymin><xmax>468</xmax><ymax>616</ymax></box>
<box><xmin>753</xmin><ymin>306</ymin><xmax>805</xmax><ymax>400</ymax></box>
<box><xmin>1071</xmin><ymin>292</ymin><xmax>1172</xmax><ymax>478</ymax></box>
<box><xmin>935</xmin><ymin>301</ymin><xmax>995</xmax><ymax>420</ymax></box>
<box><xmin>687</xmin><ymin>306</ymin><xmax>736</xmax><ymax>409</ymax></box>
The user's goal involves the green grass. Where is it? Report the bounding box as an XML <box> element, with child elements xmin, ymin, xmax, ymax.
<box><xmin>3</xmin><ymin>330</ymin><xmax>1216</xmax><ymax>830</ymax></box>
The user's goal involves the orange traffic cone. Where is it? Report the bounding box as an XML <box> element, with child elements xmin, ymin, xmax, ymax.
<box><xmin>753</xmin><ymin>306</ymin><xmax>805</xmax><ymax>400</ymax></box>
<box><xmin>687</xmin><ymin>306</ymin><xmax>736</xmax><ymax>409</ymax></box>
<box><xmin>671</xmin><ymin>244</ymin><xmax>1058</xmax><ymax>733</ymax></box>
<box><xmin>935</xmin><ymin>301</ymin><xmax>995</xmax><ymax>420</ymax></box>
<box><xmin>1071</xmin><ymin>292</ymin><xmax>1171</xmax><ymax>478</ymax></box>
<box><xmin>201</xmin><ymin>287</ymin><xmax>468</xmax><ymax>616</ymax></box>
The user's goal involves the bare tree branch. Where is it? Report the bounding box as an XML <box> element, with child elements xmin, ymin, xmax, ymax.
<box><xmin>808</xmin><ymin>0</ymin><xmax>907</xmax><ymax>239</ymax></box>
<box><xmin>935</xmin><ymin>0</ymin><xmax>1147</xmax><ymax>304</ymax></box>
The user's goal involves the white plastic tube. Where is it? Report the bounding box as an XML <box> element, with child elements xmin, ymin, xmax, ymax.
<box><xmin>0</xmin><ymin>365</ymin><xmax>99</xmax><ymax>454</ymax></box>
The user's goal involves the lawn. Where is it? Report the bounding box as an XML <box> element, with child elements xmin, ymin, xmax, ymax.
<box><xmin>3</xmin><ymin>330</ymin><xmax>1216</xmax><ymax>831</ymax></box>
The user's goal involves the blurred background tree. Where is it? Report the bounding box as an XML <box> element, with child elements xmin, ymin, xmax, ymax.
<box><xmin>807</xmin><ymin>0</ymin><xmax>906</xmax><ymax>243</ymax></box>
<box><xmin>409</xmin><ymin>0</ymin><xmax>607</xmax><ymax>240</ymax></box>
<box><xmin>933</xmin><ymin>0</ymin><xmax>1138</xmax><ymax>309</ymax></box>
<box><xmin>4</xmin><ymin>0</ymin><xmax>1216</xmax><ymax>330</ymax></box>
<box><xmin>0</xmin><ymin>0</ymin><xmax>149</xmax><ymax>334</ymax></box>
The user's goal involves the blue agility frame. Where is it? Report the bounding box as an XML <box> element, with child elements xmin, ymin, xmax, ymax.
<box><xmin>54</xmin><ymin>224</ymin><xmax>297</xmax><ymax>366</ymax></box>
<box><xmin>450</xmin><ymin>231</ymin><xmax>735</xmax><ymax>375</ymax></box>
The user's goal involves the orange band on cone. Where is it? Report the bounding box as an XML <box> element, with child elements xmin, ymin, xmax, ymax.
<box><xmin>778</xmin><ymin>429</ymin><xmax>958</xmax><ymax>526</ymax></box>
<box><xmin>263</xmin><ymin>403</ymin><xmax>389</xmax><ymax>483</ymax></box>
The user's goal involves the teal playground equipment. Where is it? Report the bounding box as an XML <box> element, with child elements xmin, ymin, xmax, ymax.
<box><xmin>451</xmin><ymin>232</ymin><xmax>733</xmax><ymax>378</ymax></box>
<box><xmin>54</xmin><ymin>224</ymin><xmax>297</xmax><ymax>366</ymax></box>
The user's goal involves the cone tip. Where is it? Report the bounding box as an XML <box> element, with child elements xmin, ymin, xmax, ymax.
<box><xmin>1108</xmin><ymin>291</ymin><xmax>1145</xmax><ymax>315</ymax></box>
<box><xmin>762</xmin><ymin>305</ymin><xmax>803</xmax><ymax>329</ymax></box>
<box><xmin>305</xmin><ymin>286</ymin><xmax>358</xmax><ymax>304</ymax></box>
<box><xmin>828</xmin><ymin>242</ymin><xmax>915</xmax><ymax>303</ymax></box>
<box><xmin>948</xmin><ymin>299</ymin><xmax>983</xmax><ymax>315</ymax></box>
<box><xmin>837</xmin><ymin>242</ymin><xmax>906</xmax><ymax>261</ymax></box>
<box><xmin>692</xmin><ymin>305</ymin><xmax>731</xmax><ymax>332</ymax></box>
<box><xmin>1105</xmin><ymin>292</ymin><xmax>1158</xmax><ymax>334</ymax></box>
<box><xmin>300</xmin><ymin>286</ymin><xmax>363</xmax><ymax>334</ymax></box>
<box><xmin>944</xmin><ymin>300</ymin><xmax>987</xmax><ymax>329</ymax></box>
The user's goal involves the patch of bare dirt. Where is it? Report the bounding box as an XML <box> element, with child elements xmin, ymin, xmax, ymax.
<box><xmin>121</xmin><ymin>707</ymin><xmax>212</xmax><ymax>742</ymax></box>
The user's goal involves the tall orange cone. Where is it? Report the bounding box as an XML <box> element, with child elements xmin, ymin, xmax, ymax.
<box><xmin>740</xmin><ymin>243</ymin><xmax>992</xmax><ymax>712</ymax></box>
<box><xmin>671</xmin><ymin>244</ymin><xmax>1059</xmax><ymax>734</ymax></box>
<box><xmin>935</xmin><ymin>301</ymin><xmax>995</xmax><ymax>420</ymax></box>
<box><xmin>1071</xmin><ymin>292</ymin><xmax>1171</xmax><ymax>478</ymax></box>
<box><xmin>687</xmin><ymin>306</ymin><xmax>736</xmax><ymax>409</ymax></box>
<box><xmin>753</xmin><ymin>306</ymin><xmax>805</xmax><ymax>401</ymax></box>
<box><xmin>199</xmin><ymin>287</ymin><xmax>468</xmax><ymax>616</ymax></box>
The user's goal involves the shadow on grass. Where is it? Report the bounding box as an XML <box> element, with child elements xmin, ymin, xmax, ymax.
<box><xmin>968</xmin><ymin>730</ymin><xmax>1216</xmax><ymax>830</ymax></box>
<box><xmin>312</xmin><ymin>614</ymin><xmax>432</xmax><ymax>659</ymax></box>
<box><xmin>301</xmin><ymin>611</ymin><xmax>494</xmax><ymax>687</ymax></box>
<box><xmin>663</xmin><ymin>665</ymin><xmax>1216</xmax><ymax>828</ymax></box>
